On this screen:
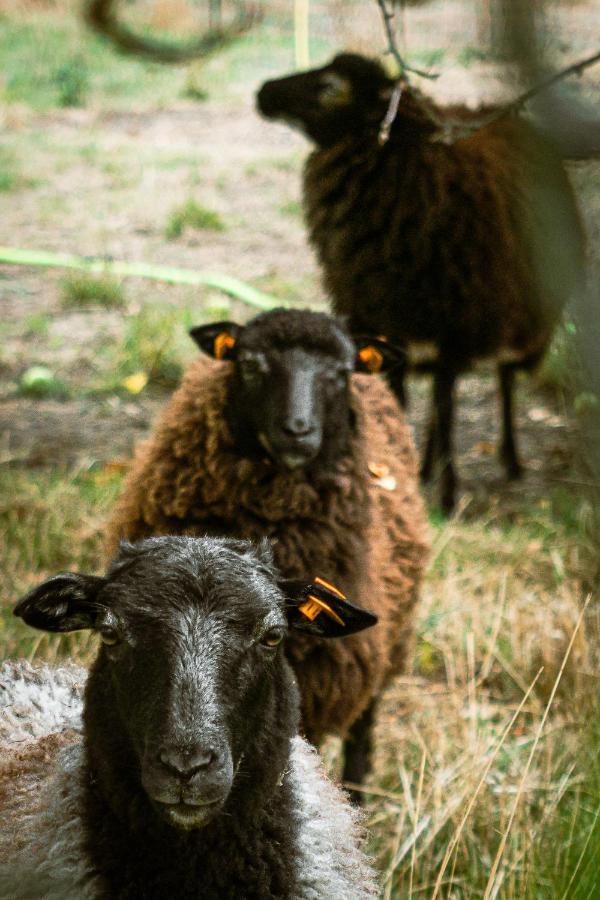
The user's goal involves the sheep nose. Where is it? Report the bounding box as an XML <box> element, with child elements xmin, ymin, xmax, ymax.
<box><xmin>281</xmin><ymin>417</ymin><xmax>313</xmax><ymax>438</ymax></box>
<box><xmin>158</xmin><ymin>746</ymin><xmax>217</xmax><ymax>780</ymax></box>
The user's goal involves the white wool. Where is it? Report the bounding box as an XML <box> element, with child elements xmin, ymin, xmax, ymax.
<box><xmin>290</xmin><ymin>737</ymin><xmax>379</xmax><ymax>899</ymax></box>
<box><xmin>0</xmin><ymin>664</ymin><xmax>379</xmax><ymax>898</ymax></box>
<box><xmin>0</xmin><ymin>660</ymin><xmax>85</xmax><ymax>746</ymax></box>
<box><xmin>0</xmin><ymin>743</ymin><xmax>101</xmax><ymax>900</ymax></box>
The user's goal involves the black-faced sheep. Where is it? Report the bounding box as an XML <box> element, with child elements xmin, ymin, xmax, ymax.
<box><xmin>0</xmin><ymin>535</ymin><xmax>379</xmax><ymax>899</ymax></box>
<box><xmin>257</xmin><ymin>53</ymin><xmax>585</xmax><ymax>513</ymax></box>
<box><xmin>105</xmin><ymin>308</ymin><xmax>430</xmax><ymax>793</ymax></box>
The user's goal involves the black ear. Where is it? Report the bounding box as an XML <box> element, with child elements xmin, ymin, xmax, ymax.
<box><xmin>189</xmin><ymin>322</ymin><xmax>243</xmax><ymax>360</ymax></box>
<box><xmin>353</xmin><ymin>335</ymin><xmax>406</xmax><ymax>374</ymax></box>
<box><xmin>281</xmin><ymin>577</ymin><xmax>378</xmax><ymax>638</ymax></box>
<box><xmin>14</xmin><ymin>572</ymin><xmax>107</xmax><ymax>633</ymax></box>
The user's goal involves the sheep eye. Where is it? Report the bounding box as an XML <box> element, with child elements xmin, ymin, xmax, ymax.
<box><xmin>239</xmin><ymin>354</ymin><xmax>268</xmax><ymax>380</ymax></box>
<box><xmin>260</xmin><ymin>628</ymin><xmax>285</xmax><ymax>649</ymax></box>
<box><xmin>319</xmin><ymin>74</ymin><xmax>352</xmax><ymax>107</ymax></box>
<box><xmin>100</xmin><ymin>629</ymin><xmax>120</xmax><ymax>646</ymax></box>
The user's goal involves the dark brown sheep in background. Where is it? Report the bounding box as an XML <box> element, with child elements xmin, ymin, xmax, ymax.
<box><xmin>257</xmin><ymin>53</ymin><xmax>585</xmax><ymax>513</ymax></box>
<box><xmin>106</xmin><ymin>309</ymin><xmax>429</xmax><ymax>796</ymax></box>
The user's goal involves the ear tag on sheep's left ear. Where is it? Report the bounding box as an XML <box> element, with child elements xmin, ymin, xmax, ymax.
<box><xmin>285</xmin><ymin>577</ymin><xmax>378</xmax><ymax>638</ymax></box>
<box><xmin>214</xmin><ymin>332</ymin><xmax>236</xmax><ymax>361</ymax></box>
<box><xmin>357</xmin><ymin>345</ymin><xmax>384</xmax><ymax>373</ymax></box>
<box><xmin>299</xmin><ymin>577</ymin><xmax>346</xmax><ymax>626</ymax></box>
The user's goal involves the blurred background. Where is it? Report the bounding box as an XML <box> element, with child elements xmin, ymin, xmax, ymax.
<box><xmin>1</xmin><ymin>0</ymin><xmax>599</xmax><ymax>895</ymax></box>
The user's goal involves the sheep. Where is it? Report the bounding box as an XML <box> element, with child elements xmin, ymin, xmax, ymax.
<box><xmin>257</xmin><ymin>53</ymin><xmax>585</xmax><ymax>513</ymax></box>
<box><xmin>0</xmin><ymin>535</ymin><xmax>380</xmax><ymax>899</ymax></box>
<box><xmin>105</xmin><ymin>308</ymin><xmax>430</xmax><ymax>795</ymax></box>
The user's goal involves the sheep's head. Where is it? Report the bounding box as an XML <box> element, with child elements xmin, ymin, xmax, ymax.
<box><xmin>257</xmin><ymin>53</ymin><xmax>395</xmax><ymax>146</ymax></box>
<box><xmin>14</xmin><ymin>536</ymin><xmax>377</xmax><ymax>832</ymax></box>
<box><xmin>191</xmin><ymin>308</ymin><xmax>405</xmax><ymax>474</ymax></box>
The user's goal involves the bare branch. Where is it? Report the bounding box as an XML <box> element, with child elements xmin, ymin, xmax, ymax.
<box><xmin>375</xmin><ymin>0</ymin><xmax>439</xmax><ymax>82</ymax></box>
<box><xmin>85</xmin><ymin>0</ymin><xmax>259</xmax><ymax>64</ymax></box>
<box><xmin>479</xmin><ymin>49</ymin><xmax>600</xmax><ymax>131</ymax></box>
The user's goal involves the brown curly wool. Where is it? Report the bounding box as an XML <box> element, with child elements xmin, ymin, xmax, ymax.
<box><xmin>106</xmin><ymin>358</ymin><xmax>429</xmax><ymax>746</ymax></box>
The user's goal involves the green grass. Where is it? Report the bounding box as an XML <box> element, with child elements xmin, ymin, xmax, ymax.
<box><xmin>279</xmin><ymin>199</ymin><xmax>303</xmax><ymax>218</ymax></box>
<box><xmin>165</xmin><ymin>200</ymin><xmax>226</xmax><ymax>240</ymax></box>
<box><xmin>0</xmin><ymin>467</ymin><xmax>122</xmax><ymax>663</ymax></box>
<box><xmin>23</xmin><ymin>313</ymin><xmax>51</xmax><ymax>338</ymax></box>
<box><xmin>0</xmin><ymin>146</ymin><xmax>37</xmax><ymax>193</ymax></box>
<box><xmin>94</xmin><ymin>303</ymin><xmax>196</xmax><ymax>394</ymax></box>
<box><xmin>18</xmin><ymin>365</ymin><xmax>70</xmax><ymax>400</ymax></box>
<box><xmin>61</xmin><ymin>273</ymin><xmax>126</xmax><ymax>309</ymax></box>
<box><xmin>54</xmin><ymin>54</ymin><xmax>90</xmax><ymax>107</ymax></box>
<box><xmin>0</xmin><ymin>12</ymin><xmax>306</xmax><ymax>113</ymax></box>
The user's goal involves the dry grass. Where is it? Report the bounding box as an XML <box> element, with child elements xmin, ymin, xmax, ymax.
<box><xmin>360</xmin><ymin>504</ymin><xmax>599</xmax><ymax>897</ymax></box>
<box><xmin>1</xmin><ymin>466</ymin><xmax>597</xmax><ymax>896</ymax></box>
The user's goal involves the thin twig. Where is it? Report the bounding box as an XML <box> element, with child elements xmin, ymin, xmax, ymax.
<box><xmin>376</xmin><ymin>0</ymin><xmax>437</xmax><ymax>81</ymax></box>
<box><xmin>463</xmin><ymin>48</ymin><xmax>600</xmax><ymax>135</ymax></box>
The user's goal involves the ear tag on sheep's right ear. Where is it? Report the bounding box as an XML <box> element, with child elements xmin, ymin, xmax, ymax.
<box><xmin>285</xmin><ymin>577</ymin><xmax>378</xmax><ymax>638</ymax></box>
<box><xmin>214</xmin><ymin>332</ymin><xmax>236</xmax><ymax>360</ymax></box>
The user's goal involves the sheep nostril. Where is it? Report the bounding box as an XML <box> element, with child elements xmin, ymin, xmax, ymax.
<box><xmin>158</xmin><ymin>747</ymin><xmax>216</xmax><ymax>779</ymax></box>
<box><xmin>281</xmin><ymin>419</ymin><xmax>313</xmax><ymax>438</ymax></box>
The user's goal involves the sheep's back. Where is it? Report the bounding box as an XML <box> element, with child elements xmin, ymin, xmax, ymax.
<box><xmin>304</xmin><ymin>116</ymin><xmax>583</xmax><ymax>365</ymax></box>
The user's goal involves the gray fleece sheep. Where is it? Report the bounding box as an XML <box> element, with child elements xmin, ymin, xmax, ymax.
<box><xmin>0</xmin><ymin>535</ymin><xmax>379</xmax><ymax>899</ymax></box>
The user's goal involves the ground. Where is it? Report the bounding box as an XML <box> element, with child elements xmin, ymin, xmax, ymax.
<box><xmin>1</xmin><ymin>0</ymin><xmax>599</xmax><ymax>895</ymax></box>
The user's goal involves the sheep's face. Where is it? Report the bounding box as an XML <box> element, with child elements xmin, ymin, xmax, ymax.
<box><xmin>257</xmin><ymin>53</ymin><xmax>394</xmax><ymax>147</ymax></box>
<box><xmin>14</xmin><ymin>536</ymin><xmax>378</xmax><ymax>832</ymax></box>
<box><xmin>191</xmin><ymin>309</ymin><xmax>405</xmax><ymax>474</ymax></box>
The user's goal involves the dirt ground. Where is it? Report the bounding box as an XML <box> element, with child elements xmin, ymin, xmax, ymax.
<box><xmin>0</xmin><ymin>0</ymin><xmax>598</xmax><ymax>517</ymax></box>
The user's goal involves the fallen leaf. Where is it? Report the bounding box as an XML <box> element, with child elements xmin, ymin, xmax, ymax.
<box><xmin>472</xmin><ymin>441</ymin><xmax>496</xmax><ymax>457</ymax></box>
<box><xmin>368</xmin><ymin>461</ymin><xmax>390</xmax><ymax>478</ymax></box>
<box><xmin>122</xmin><ymin>371</ymin><xmax>148</xmax><ymax>394</ymax></box>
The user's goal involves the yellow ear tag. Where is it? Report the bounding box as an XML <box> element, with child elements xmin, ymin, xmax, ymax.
<box><xmin>214</xmin><ymin>332</ymin><xmax>236</xmax><ymax>360</ymax></box>
<box><xmin>358</xmin><ymin>345</ymin><xmax>384</xmax><ymax>373</ymax></box>
<box><xmin>298</xmin><ymin>577</ymin><xmax>347</xmax><ymax>626</ymax></box>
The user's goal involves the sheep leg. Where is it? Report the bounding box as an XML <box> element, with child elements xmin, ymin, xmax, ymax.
<box><xmin>432</xmin><ymin>366</ymin><xmax>457</xmax><ymax>515</ymax></box>
<box><xmin>341</xmin><ymin>701</ymin><xmax>376</xmax><ymax>804</ymax></box>
<box><xmin>385</xmin><ymin>367</ymin><xmax>408</xmax><ymax>409</ymax></box>
<box><xmin>420</xmin><ymin>414</ymin><xmax>436</xmax><ymax>483</ymax></box>
<box><xmin>498</xmin><ymin>363</ymin><xmax>523</xmax><ymax>480</ymax></box>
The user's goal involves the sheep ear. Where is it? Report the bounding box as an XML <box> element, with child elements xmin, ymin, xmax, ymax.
<box><xmin>189</xmin><ymin>322</ymin><xmax>243</xmax><ymax>360</ymax></box>
<box><xmin>353</xmin><ymin>335</ymin><xmax>405</xmax><ymax>374</ymax></box>
<box><xmin>14</xmin><ymin>573</ymin><xmax>107</xmax><ymax>633</ymax></box>
<box><xmin>282</xmin><ymin>577</ymin><xmax>378</xmax><ymax>638</ymax></box>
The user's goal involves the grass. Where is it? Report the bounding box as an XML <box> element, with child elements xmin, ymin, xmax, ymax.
<box><xmin>93</xmin><ymin>303</ymin><xmax>196</xmax><ymax>394</ymax></box>
<box><xmin>362</xmin><ymin>493</ymin><xmax>597</xmax><ymax>897</ymax></box>
<box><xmin>18</xmin><ymin>365</ymin><xmax>70</xmax><ymax>400</ymax></box>
<box><xmin>61</xmin><ymin>272</ymin><xmax>127</xmax><ymax>309</ymax></box>
<box><xmin>0</xmin><ymin>9</ymin><xmax>305</xmax><ymax>113</ymax></box>
<box><xmin>165</xmin><ymin>200</ymin><xmax>226</xmax><ymax>240</ymax></box>
<box><xmin>0</xmin><ymin>467</ymin><xmax>122</xmax><ymax>664</ymax></box>
<box><xmin>0</xmin><ymin>459</ymin><xmax>596</xmax><ymax>897</ymax></box>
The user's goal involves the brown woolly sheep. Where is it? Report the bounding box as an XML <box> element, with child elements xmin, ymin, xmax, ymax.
<box><xmin>106</xmin><ymin>309</ymin><xmax>429</xmax><ymax>794</ymax></box>
<box><xmin>257</xmin><ymin>53</ymin><xmax>585</xmax><ymax>513</ymax></box>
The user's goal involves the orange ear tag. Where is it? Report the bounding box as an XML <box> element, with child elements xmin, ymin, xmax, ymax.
<box><xmin>214</xmin><ymin>332</ymin><xmax>236</xmax><ymax>360</ymax></box>
<box><xmin>358</xmin><ymin>345</ymin><xmax>384</xmax><ymax>373</ymax></box>
<box><xmin>299</xmin><ymin>577</ymin><xmax>347</xmax><ymax>626</ymax></box>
